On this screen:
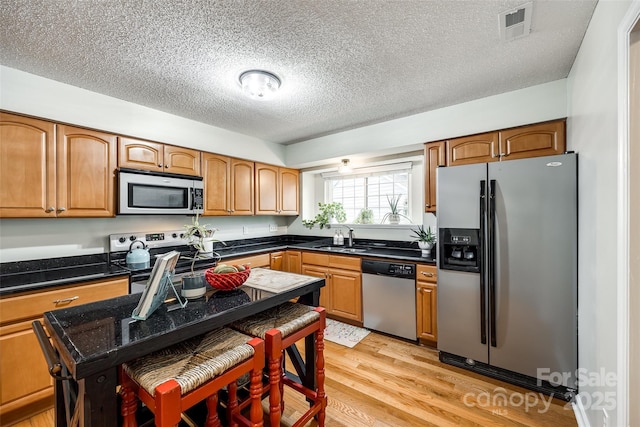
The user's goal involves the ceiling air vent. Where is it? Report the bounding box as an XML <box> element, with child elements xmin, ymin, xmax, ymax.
<box><xmin>499</xmin><ymin>2</ymin><xmax>533</xmax><ymax>41</ymax></box>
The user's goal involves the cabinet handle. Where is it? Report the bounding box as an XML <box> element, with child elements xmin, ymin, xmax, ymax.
<box><xmin>421</xmin><ymin>272</ymin><xmax>434</xmax><ymax>277</ymax></box>
<box><xmin>57</xmin><ymin>207</ymin><xmax>66</xmax><ymax>212</ymax></box>
<box><xmin>164</xmin><ymin>165</ymin><xmax>169</xmax><ymax>168</ymax></box>
<box><xmin>53</xmin><ymin>296</ymin><xmax>79</xmax><ymax>304</ymax></box>
<box><xmin>425</xmin><ymin>203</ymin><xmax>431</xmax><ymax>208</ymax></box>
<box><xmin>158</xmin><ymin>163</ymin><xmax>163</xmax><ymax>167</ymax></box>
<box><xmin>45</xmin><ymin>207</ymin><xmax>55</xmax><ymax>212</ymax></box>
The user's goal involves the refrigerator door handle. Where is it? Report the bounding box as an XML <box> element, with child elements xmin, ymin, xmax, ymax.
<box><xmin>489</xmin><ymin>179</ymin><xmax>497</xmax><ymax>347</ymax></box>
<box><xmin>479</xmin><ymin>180</ymin><xmax>487</xmax><ymax>345</ymax></box>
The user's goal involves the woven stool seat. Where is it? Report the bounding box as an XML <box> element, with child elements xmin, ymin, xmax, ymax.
<box><xmin>119</xmin><ymin>327</ymin><xmax>264</xmax><ymax>427</ymax></box>
<box><xmin>231</xmin><ymin>301</ymin><xmax>320</xmax><ymax>338</ymax></box>
<box><xmin>231</xmin><ymin>302</ymin><xmax>327</xmax><ymax>427</ymax></box>
<box><xmin>124</xmin><ymin>328</ymin><xmax>254</xmax><ymax>396</ymax></box>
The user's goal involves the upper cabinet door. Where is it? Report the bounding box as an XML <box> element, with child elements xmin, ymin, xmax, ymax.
<box><xmin>447</xmin><ymin>132</ymin><xmax>499</xmax><ymax>166</ymax></box>
<box><xmin>118</xmin><ymin>137</ymin><xmax>163</xmax><ymax>172</ymax></box>
<box><xmin>424</xmin><ymin>141</ymin><xmax>445</xmax><ymax>213</ymax></box>
<box><xmin>255</xmin><ymin>163</ymin><xmax>279</xmax><ymax>215</ymax></box>
<box><xmin>499</xmin><ymin>120</ymin><xmax>566</xmax><ymax>161</ymax></box>
<box><xmin>230</xmin><ymin>159</ymin><xmax>254</xmax><ymax>215</ymax></box>
<box><xmin>202</xmin><ymin>153</ymin><xmax>231</xmax><ymax>215</ymax></box>
<box><xmin>163</xmin><ymin>145</ymin><xmax>201</xmax><ymax>176</ymax></box>
<box><xmin>279</xmin><ymin>168</ymin><xmax>299</xmax><ymax>215</ymax></box>
<box><xmin>56</xmin><ymin>125</ymin><xmax>117</xmax><ymax>217</ymax></box>
<box><xmin>0</xmin><ymin>113</ymin><xmax>56</xmax><ymax>217</ymax></box>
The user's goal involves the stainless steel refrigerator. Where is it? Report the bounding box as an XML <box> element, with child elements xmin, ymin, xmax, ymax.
<box><xmin>436</xmin><ymin>153</ymin><xmax>577</xmax><ymax>400</ymax></box>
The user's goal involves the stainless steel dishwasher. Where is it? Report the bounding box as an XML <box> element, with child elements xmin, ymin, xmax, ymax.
<box><xmin>362</xmin><ymin>259</ymin><xmax>417</xmax><ymax>340</ymax></box>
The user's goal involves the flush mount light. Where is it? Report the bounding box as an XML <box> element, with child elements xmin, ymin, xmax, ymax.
<box><xmin>338</xmin><ymin>159</ymin><xmax>352</xmax><ymax>174</ymax></box>
<box><xmin>239</xmin><ymin>70</ymin><xmax>281</xmax><ymax>99</ymax></box>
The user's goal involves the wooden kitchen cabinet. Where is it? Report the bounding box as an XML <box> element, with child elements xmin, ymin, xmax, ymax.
<box><xmin>416</xmin><ymin>264</ymin><xmax>437</xmax><ymax>344</ymax></box>
<box><xmin>119</xmin><ymin>136</ymin><xmax>201</xmax><ymax>176</ymax></box>
<box><xmin>499</xmin><ymin>120</ymin><xmax>566</xmax><ymax>160</ymax></box>
<box><xmin>202</xmin><ymin>153</ymin><xmax>254</xmax><ymax>216</ymax></box>
<box><xmin>444</xmin><ymin>119</ymin><xmax>566</xmax><ymax>168</ymax></box>
<box><xmin>285</xmin><ymin>250</ymin><xmax>302</xmax><ymax>274</ymax></box>
<box><xmin>424</xmin><ymin>141</ymin><xmax>446</xmax><ymax>213</ymax></box>
<box><xmin>447</xmin><ymin>131</ymin><xmax>499</xmax><ymax>167</ymax></box>
<box><xmin>302</xmin><ymin>252</ymin><xmax>362</xmax><ymax>323</ymax></box>
<box><xmin>254</xmin><ymin>163</ymin><xmax>299</xmax><ymax>215</ymax></box>
<box><xmin>0</xmin><ymin>113</ymin><xmax>117</xmax><ymax>218</ymax></box>
<box><xmin>0</xmin><ymin>276</ymin><xmax>128</xmax><ymax>425</ymax></box>
<box><xmin>269</xmin><ymin>250</ymin><xmax>301</xmax><ymax>273</ymax></box>
<box><xmin>226</xmin><ymin>253</ymin><xmax>271</xmax><ymax>268</ymax></box>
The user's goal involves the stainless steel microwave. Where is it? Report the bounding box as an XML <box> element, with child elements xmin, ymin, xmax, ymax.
<box><xmin>118</xmin><ymin>169</ymin><xmax>204</xmax><ymax>215</ymax></box>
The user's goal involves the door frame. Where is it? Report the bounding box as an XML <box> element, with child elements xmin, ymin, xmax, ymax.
<box><xmin>616</xmin><ymin>3</ymin><xmax>640</xmax><ymax>426</ymax></box>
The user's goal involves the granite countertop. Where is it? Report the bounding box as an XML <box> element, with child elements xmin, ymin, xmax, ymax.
<box><xmin>0</xmin><ymin>235</ymin><xmax>436</xmax><ymax>296</ymax></box>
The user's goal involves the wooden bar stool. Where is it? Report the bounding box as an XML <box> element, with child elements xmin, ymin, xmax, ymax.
<box><xmin>119</xmin><ymin>327</ymin><xmax>264</xmax><ymax>427</ymax></box>
<box><xmin>231</xmin><ymin>302</ymin><xmax>327</xmax><ymax>427</ymax></box>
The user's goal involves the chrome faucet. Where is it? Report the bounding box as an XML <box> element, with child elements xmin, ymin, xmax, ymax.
<box><xmin>346</xmin><ymin>227</ymin><xmax>355</xmax><ymax>247</ymax></box>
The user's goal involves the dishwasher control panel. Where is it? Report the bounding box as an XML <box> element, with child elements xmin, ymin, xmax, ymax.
<box><xmin>361</xmin><ymin>259</ymin><xmax>416</xmax><ymax>279</ymax></box>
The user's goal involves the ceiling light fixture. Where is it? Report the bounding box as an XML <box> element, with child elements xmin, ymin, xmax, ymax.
<box><xmin>239</xmin><ymin>70</ymin><xmax>281</xmax><ymax>100</ymax></box>
<box><xmin>338</xmin><ymin>159</ymin><xmax>352</xmax><ymax>174</ymax></box>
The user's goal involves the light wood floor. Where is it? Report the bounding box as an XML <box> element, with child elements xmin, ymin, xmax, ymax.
<box><xmin>15</xmin><ymin>331</ymin><xmax>577</xmax><ymax>427</ymax></box>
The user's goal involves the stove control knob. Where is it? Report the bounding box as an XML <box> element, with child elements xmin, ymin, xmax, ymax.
<box><xmin>118</xmin><ymin>237</ymin><xmax>127</xmax><ymax>243</ymax></box>
<box><xmin>129</xmin><ymin>235</ymin><xmax>137</xmax><ymax>242</ymax></box>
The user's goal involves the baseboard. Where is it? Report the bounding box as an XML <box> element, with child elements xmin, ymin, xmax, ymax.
<box><xmin>572</xmin><ymin>394</ymin><xmax>591</xmax><ymax>427</ymax></box>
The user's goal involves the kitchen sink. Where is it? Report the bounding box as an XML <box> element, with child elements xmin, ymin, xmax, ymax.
<box><xmin>312</xmin><ymin>245</ymin><xmax>368</xmax><ymax>253</ymax></box>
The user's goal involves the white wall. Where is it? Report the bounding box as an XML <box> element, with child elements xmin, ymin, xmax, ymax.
<box><xmin>0</xmin><ymin>66</ymin><xmax>286</xmax><ymax>165</ymax></box>
<box><xmin>0</xmin><ymin>215</ymin><xmax>292</xmax><ymax>263</ymax></box>
<box><xmin>286</xmin><ymin>79</ymin><xmax>568</xmax><ymax>168</ymax></box>
<box><xmin>566</xmin><ymin>1</ymin><xmax>633</xmax><ymax>426</ymax></box>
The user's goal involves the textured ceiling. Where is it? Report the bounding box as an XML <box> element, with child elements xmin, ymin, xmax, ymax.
<box><xmin>0</xmin><ymin>0</ymin><xmax>596</xmax><ymax>145</ymax></box>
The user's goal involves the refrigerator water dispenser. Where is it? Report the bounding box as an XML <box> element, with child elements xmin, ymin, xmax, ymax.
<box><xmin>439</xmin><ymin>228</ymin><xmax>480</xmax><ymax>272</ymax></box>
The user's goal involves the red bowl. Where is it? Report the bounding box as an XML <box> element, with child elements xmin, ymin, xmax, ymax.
<box><xmin>205</xmin><ymin>266</ymin><xmax>251</xmax><ymax>291</ymax></box>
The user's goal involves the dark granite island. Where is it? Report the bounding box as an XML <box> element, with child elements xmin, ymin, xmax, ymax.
<box><xmin>42</xmin><ymin>268</ymin><xmax>324</xmax><ymax>427</ymax></box>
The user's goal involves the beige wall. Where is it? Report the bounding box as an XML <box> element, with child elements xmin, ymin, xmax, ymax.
<box><xmin>629</xmin><ymin>20</ymin><xmax>640</xmax><ymax>427</ymax></box>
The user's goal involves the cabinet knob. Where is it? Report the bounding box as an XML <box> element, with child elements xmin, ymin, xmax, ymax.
<box><xmin>45</xmin><ymin>207</ymin><xmax>55</xmax><ymax>212</ymax></box>
<box><xmin>158</xmin><ymin>163</ymin><xmax>163</xmax><ymax>167</ymax></box>
<box><xmin>164</xmin><ymin>164</ymin><xmax>169</xmax><ymax>168</ymax></box>
<box><xmin>425</xmin><ymin>203</ymin><xmax>431</xmax><ymax>208</ymax></box>
<box><xmin>57</xmin><ymin>207</ymin><xmax>66</xmax><ymax>212</ymax></box>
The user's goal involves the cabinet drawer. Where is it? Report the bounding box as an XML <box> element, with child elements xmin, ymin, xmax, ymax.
<box><xmin>226</xmin><ymin>253</ymin><xmax>271</xmax><ymax>268</ymax></box>
<box><xmin>328</xmin><ymin>255</ymin><xmax>361</xmax><ymax>271</ymax></box>
<box><xmin>417</xmin><ymin>264</ymin><xmax>437</xmax><ymax>283</ymax></box>
<box><xmin>0</xmin><ymin>276</ymin><xmax>129</xmax><ymax>325</ymax></box>
<box><xmin>302</xmin><ymin>252</ymin><xmax>329</xmax><ymax>266</ymax></box>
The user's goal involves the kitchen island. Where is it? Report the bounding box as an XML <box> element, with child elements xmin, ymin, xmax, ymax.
<box><xmin>40</xmin><ymin>268</ymin><xmax>324</xmax><ymax>427</ymax></box>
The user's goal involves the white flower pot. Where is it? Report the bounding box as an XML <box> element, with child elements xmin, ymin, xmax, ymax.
<box><xmin>418</xmin><ymin>241</ymin><xmax>434</xmax><ymax>256</ymax></box>
<box><xmin>202</xmin><ymin>237</ymin><xmax>215</xmax><ymax>253</ymax></box>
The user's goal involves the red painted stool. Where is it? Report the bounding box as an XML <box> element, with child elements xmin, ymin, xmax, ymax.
<box><xmin>119</xmin><ymin>327</ymin><xmax>264</xmax><ymax>427</ymax></box>
<box><xmin>232</xmin><ymin>302</ymin><xmax>327</xmax><ymax>427</ymax></box>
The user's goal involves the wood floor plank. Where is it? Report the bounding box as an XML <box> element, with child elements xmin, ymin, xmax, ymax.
<box><xmin>18</xmin><ymin>331</ymin><xmax>576</xmax><ymax>427</ymax></box>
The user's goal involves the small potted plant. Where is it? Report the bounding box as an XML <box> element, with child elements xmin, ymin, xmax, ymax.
<box><xmin>411</xmin><ymin>224</ymin><xmax>436</xmax><ymax>256</ymax></box>
<box><xmin>354</xmin><ymin>208</ymin><xmax>374</xmax><ymax>224</ymax></box>
<box><xmin>182</xmin><ymin>213</ymin><xmax>224</xmax><ymax>298</ymax></box>
<box><xmin>302</xmin><ymin>202</ymin><xmax>347</xmax><ymax>229</ymax></box>
<box><xmin>381</xmin><ymin>195</ymin><xmax>410</xmax><ymax>224</ymax></box>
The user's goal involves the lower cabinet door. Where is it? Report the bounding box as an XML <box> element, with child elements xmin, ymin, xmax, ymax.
<box><xmin>417</xmin><ymin>282</ymin><xmax>437</xmax><ymax>342</ymax></box>
<box><xmin>0</xmin><ymin>319</ymin><xmax>53</xmax><ymax>423</ymax></box>
<box><xmin>329</xmin><ymin>269</ymin><xmax>362</xmax><ymax>322</ymax></box>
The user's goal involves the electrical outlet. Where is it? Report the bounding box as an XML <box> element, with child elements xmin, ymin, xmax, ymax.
<box><xmin>602</xmin><ymin>408</ymin><xmax>609</xmax><ymax>427</ymax></box>
<box><xmin>269</xmin><ymin>224</ymin><xmax>278</xmax><ymax>232</ymax></box>
<box><xmin>243</xmin><ymin>226</ymin><xmax>249</xmax><ymax>235</ymax></box>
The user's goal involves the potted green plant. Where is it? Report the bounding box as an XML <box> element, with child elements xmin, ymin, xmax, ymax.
<box><xmin>182</xmin><ymin>213</ymin><xmax>224</xmax><ymax>298</ymax></box>
<box><xmin>354</xmin><ymin>208</ymin><xmax>374</xmax><ymax>224</ymax></box>
<box><xmin>302</xmin><ymin>202</ymin><xmax>347</xmax><ymax>229</ymax></box>
<box><xmin>381</xmin><ymin>194</ymin><xmax>410</xmax><ymax>224</ymax></box>
<box><xmin>411</xmin><ymin>224</ymin><xmax>436</xmax><ymax>256</ymax></box>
